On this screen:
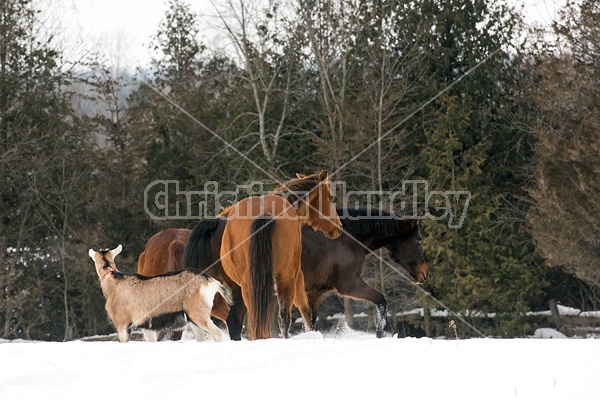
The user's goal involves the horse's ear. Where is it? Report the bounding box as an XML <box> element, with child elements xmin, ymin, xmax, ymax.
<box><xmin>111</xmin><ymin>244</ymin><xmax>122</xmax><ymax>258</ymax></box>
<box><xmin>295</xmin><ymin>173</ymin><xmax>306</xmax><ymax>179</ymax></box>
<box><xmin>88</xmin><ymin>249</ymin><xmax>95</xmax><ymax>259</ymax></box>
<box><xmin>318</xmin><ymin>170</ymin><xmax>328</xmax><ymax>181</ymax></box>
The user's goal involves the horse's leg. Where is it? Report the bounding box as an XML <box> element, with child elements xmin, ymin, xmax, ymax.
<box><xmin>307</xmin><ymin>291</ymin><xmax>326</xmax><ymax>330</ymax></box>
<box><xmin>170</xmin><ymin>328</ymin><xmax>184</xmax><ymax>341</ymax></box>
<box><xmin>239</xmin><ymin>285</ymin><xmax>261</xmax><ymax>340</ymax></box>
<box><xmin>335</xmin><ymin>277</ymin><xmax>388</xmax><ymax>338</ymax></box>
<box><xmin>293</xmin><ymin>271</ymin><xmax>313</xmax><ymax>332</ymax></box>
<box><xmin>276</xmin><ymin>289</ymin><xmax>292</xmax><ymax>339</ymax></box>
<box><xmin>155</xmin><ymin>329</ymin><xmax>166</xmax><ymax>341</ymax></box>
<box><xmin>275</xmin><ymin>278</ymin><xmax>309</xmax><ymax>338</ymax></box>
<box><xmin>226</xmin><ymin>285</ymin><xmax>247</xmax><ymax>341</ymax></box>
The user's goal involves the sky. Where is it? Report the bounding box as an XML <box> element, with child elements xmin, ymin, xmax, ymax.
<box><xmin>43</xmin><ymin>0</ymin><xmax>567</xmax><ymax>70</ymax></box>
<box><xmin>1</xmin><ymin>327</ymin><xmax>599</xmax><ymax>400</ymax></box>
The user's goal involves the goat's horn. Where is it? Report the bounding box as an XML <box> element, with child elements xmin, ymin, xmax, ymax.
<box><xmin>112</xmin><ymin>244</ymin><xmax>122</xmax><ymax>257</ymax></box>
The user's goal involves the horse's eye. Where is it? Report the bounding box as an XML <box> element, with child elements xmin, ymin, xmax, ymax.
<box><xmin>329</xmin><ymin>195</ymin><xmax>335</xmax><ymax>202</ymax></box>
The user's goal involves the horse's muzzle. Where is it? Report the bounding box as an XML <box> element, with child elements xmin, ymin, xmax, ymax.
<box><xmin>416</xmin><ymin>264</ymin><xmax>429</xmax><ymax>284</ymax></box>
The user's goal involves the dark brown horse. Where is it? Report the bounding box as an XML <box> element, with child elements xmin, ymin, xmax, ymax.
<box><xmin>185</xmin><ymin>207</ymin><xmax>428</xmax><ymax>340</ymax></box>
<box><xmin>218</xmin><ymin>171</ymin><xmax>342</xmax><ymax>339</ymax></box>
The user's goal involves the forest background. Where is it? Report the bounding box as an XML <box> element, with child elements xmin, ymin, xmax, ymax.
<box><xmin>2</xmin><ymin>0</ymin><xmax>599</xmax><ymax>341</ymax></box>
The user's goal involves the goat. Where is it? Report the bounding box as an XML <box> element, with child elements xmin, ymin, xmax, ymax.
<box><xmin>88</xmin><ymin>245</ymin><xmax>232</xmax><ymax>342</ymax></box>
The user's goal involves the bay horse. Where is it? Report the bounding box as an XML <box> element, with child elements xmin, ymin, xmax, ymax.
<box><xmin>185</xmin><ymin>207</ymin><xmax>428</xmax><ymax>340</ymax></box>
<box><xmin>218</xmin><ymin>170</ymin><xmax>341</xmax><ymax>339</ymax></box>
<box><xmin>136</xmin><ymin>228</ymin><xmax>230</xmax><ymax>341</ymax></box>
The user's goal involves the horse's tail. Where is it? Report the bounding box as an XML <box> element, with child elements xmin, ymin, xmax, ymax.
<box><xmin>248</xmin><ymin>216</ymin><xmax>276</xmax><ymax>340</ymax></box>
<box><xmin>136</xmin><ymin>250</ymin><xmax>147</xmax><ymax>274</ymax></box>
<box><xmin>167</xmin><ymin>238</ymin><xmax>186</xmax><ymax>272</ymax></box>
<box><xmin>184</xmin><ymin>218</ymin><xmax>220</xmax><ymax>270</ymax></box>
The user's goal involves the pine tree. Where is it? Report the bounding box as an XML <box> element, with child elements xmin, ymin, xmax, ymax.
<box><xmin>528</xmin><ymin>1</ymin><xmax>600</xmax><ymax>288</ymax></box>
<box><xmin>415</xmin><ymin>0</ymin><xmax>547</xmax><ymax>336</ymax></box>
<box><xmin>0</xmin><ymin>0</ymin><xmax>96</xmax><ymax>340</ymax></box>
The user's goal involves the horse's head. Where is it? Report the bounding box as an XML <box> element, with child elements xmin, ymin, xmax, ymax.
<box><xmin>276</xmin><ymin>170</ymin><xmax>342</xmax><ymax>239</ymax></box>
<box><xmin>88</xmin><ymin>244</ymin><xmax>122</xmax><ymax>279</ymax></box>
<box><xmin>385</xmin><ymin>219</ymin><xmax>428</xmax><ymax>284</ymax></box>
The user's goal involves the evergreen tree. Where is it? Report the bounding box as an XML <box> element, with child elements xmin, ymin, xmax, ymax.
<box><xmin>416</xmin><ymin>0</ymin><xmax>547</xmax><ymax>336</ymax></box>
<box><xmin>528</xmin><ymin>1</ymin><xmax>600</xmax><ymax>289</ymax></box>
<box><xmin>0</xmin><ymin>0</ymin><xmax>95</xmax><ymax>340</ymax></box>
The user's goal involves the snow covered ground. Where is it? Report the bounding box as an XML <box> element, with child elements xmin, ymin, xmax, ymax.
<box><xmin>1</xmin><ymin>327</ymin><xmax>598</xmax><ymax>400</ymax></box>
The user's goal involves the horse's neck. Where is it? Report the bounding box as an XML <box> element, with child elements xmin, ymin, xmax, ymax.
<box><xmin>342</xmin><ymin>217</ymin><xmax>406</xmax><ymax>251</ymax></box>
<box><xmin>344</xmin><ymin>232</ymin><xmax>387</xmax><ymax>252</ymax></box>
<box><xmin>366</xmin><ymin>234</ymin><xmax>397</xmax><ymax>251</ymax></box>
<box><xmin>295</xmin><ymin>202</ymin><xmax>313</xmax><ymax>227</ymax></box>
<box><xmin>299</xmin><ymin>209</ymin><xmax>335</xmax><ymax>234</ymax></box>
<box><xmin>218</xmin><ymin>205</ymin><xmax>233</xmax><ymax>217</ymax></box>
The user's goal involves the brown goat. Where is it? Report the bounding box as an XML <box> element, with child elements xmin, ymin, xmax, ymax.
<box><xmin>88</xmin><ymin>245</ymin><xmax>232</xmax><ymax>342</ymax></box>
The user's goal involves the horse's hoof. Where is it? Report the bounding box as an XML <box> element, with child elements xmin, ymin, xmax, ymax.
<box><xmin>376</xmin><ymin>330</ymin><xmax>386</xmax><ymax>338</ymax></box>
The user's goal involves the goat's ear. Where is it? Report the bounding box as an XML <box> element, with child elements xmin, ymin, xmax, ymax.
<box><xmin>88</xmin><ymin>249</ymin><xmax>95</xmax><ymax>259</ymax></box>
<box><xmin>318</xmin><ymin>170</ymin><xmax>328</xmax><ymax>181</ymax></box>
<box><xmin>295</xmin><ymin>173</ymin><xmax>306</xmax><ymax>179</ymax></box>
<box><xmin>112</xmin><ymin>244</ymin><xmax>122</xmax><ymax>258</ymax></box>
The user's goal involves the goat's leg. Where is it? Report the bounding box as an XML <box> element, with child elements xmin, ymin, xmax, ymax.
<box><xmin>187</xmin><ymin>310</ymin><xmax>224</xmax><ymax>342</ymax></box>
<box><xmin>189</xmin><ymin>324</ymin><xmax>207</xmax><ymax>341</ymax></box>
<box><xmin>142</xmin><ymin>329</ymin><xmax>157</xmax><ymax>342</ymax></box>
<box><xmin>117</xmin><ymin>326</ymin><xmax>129</xmax><ymax>342</ymax></box>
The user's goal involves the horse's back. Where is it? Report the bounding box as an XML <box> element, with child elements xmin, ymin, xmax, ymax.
<box><xmin>222</xmin><ymin>194</ymin><xmax>300</xmax><ymax>240</ymax></box>
<box><xmin>225</xmin><ymin>194</ymin><xmax>297</xmax><ymax>219</ymax></box>
<box><xmin>137</xmin><ymin>228</ymin><xmax>192</xmax><ymax>276</ymax></box>
<box><xmin>220</xmin><ymin>195</ymin><xmax>301</xmax><ymax>282</ymax></box>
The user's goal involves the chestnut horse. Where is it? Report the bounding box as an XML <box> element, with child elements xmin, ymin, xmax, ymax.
<box><xmin>185</xmin><ymin>208</ymin><xmax>428</xmax><ymax>339</ymax></box>
<box><xmin>137</xmin><ymin>228</ymin><xmax>229</xmax><ymax>341</ymax></box>
<box><xmin>138</xmin><ymin>229</ymin><xmax>189</xmax><ymax>275</ymax></box>
<box><xmin>218</xmin><ymin>171</ymin><xmax>341</xmax><ymax>339</ymax></box>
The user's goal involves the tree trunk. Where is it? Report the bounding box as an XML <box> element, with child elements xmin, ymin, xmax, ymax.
<box><xmin>549</xmin><ymin>299</ymin><xmax>562</xmax><ymax>331</ymax></box>
<box><xmin>343</xmin><ymin>297</ymin><xmax>354</xmax><ymax>328</ymax></box>
<box><xmin>422</xmin><ymin>297</ymin><xmax>431</xmax><ymax>337</ymax></box>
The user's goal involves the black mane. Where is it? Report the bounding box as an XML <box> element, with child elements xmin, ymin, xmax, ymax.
<box><xmin>337</xmin><ymin>208</ymin><xmax>416</xmax><ymax>238</ymax></box>
<box><xmin>274</xmin><ymin>173</ymin><xmax>321</xmax><ymax>207</ymax></box>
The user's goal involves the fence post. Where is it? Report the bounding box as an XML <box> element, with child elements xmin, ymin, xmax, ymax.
<box><xmin>422</xmin><ymin>298</ymin><xmax>431</xmax><ymax>337</ymax></box>
<box><xmin>549</xmin><ymin>299</ymin><xmax>562</xmax><ymax>330</ymax></box>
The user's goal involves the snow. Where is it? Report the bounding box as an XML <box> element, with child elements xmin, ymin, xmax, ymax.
<box><xmin>396</xmin><ymin>304</ymin><xmax>600</xmax><ymax>319</ymax></box>
<box><xmin>532</xmin><ymin>328</ymin><xmax>567</xmax><ymax>339</ymax></box>
<box><xmin>1</xmin><ymin>328</ymin><xmax>599</xmax><ymax>400</ymax></box>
